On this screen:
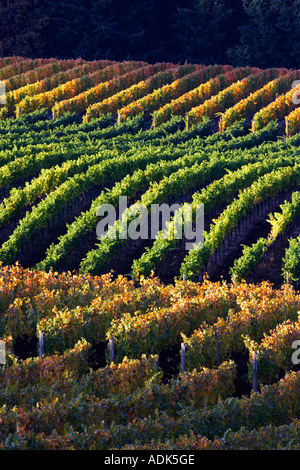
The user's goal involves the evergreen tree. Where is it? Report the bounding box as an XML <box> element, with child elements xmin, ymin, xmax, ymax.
<box><xmin>173</xmin><ymin>0</ymin><xmax>247</xmax><ymax>64</ymax></box>
<box><xmin>74</xmin><ymin>0</ymin><xmax>157</xmax><ymax>61</ymax></box>
<box><xmin>148</xmin><ymin>0</ymin><xmax>189</xmax><ymax>62</ymax></box>
<box><xmin>44</xmin><ymin>0</ymin><xmax>92</xmax><ymax>58</ymax></box>
<box><xmin>0</xmin><ymin>0</ymin><xmax>297</xmax><ymax>69</ymax></box>
<box><xmin>227</xmin><ymin>0</ymin><xmax>300</xmax><ymax>68</ymax></box>
<box><xmin>0</xmin><ymin>0</ymin><xmax>49</xmax><ymax>57</ymax></box>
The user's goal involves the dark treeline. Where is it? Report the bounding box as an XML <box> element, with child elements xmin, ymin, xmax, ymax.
<box><xmin>0</xmin><ymin>0</ymin><xmax>299</xmax><ymax>68</ymax></box>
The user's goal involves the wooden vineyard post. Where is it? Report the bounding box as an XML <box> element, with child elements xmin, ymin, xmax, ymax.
<box><xmin>0</xmin><ymin>340</ymin><xmax>5</xmax><ymax>368</ymax></box>
<box><xmin>219</xmin><ymin>116</ymin><xmax>222</xmax><ymax>132</ymax></box>
<box><xmin>186</xmin><ymin>115</ymin><xmax>189</xmax><ymax>131</ymax></box>
<box><xmin>16</xmin><ymin>106</ymin><xmax>20</xmax><ymax>118</ymax></box>
<box><xmin>286</xmin><ymin>271</ymin><xmax>289</xmax><ymax>284</ymax></box>
<box><xmin>117</xmin><ymin>113</ymin><xmax>121</xmax><ymax>124</ymax></box>
<box><xmin>252</xmin><ymin>119</ymin><xmax>256</xmax><ymax>132</ymax></box>
<box><xmin>39</xmin><ymin>330</ymin><xmax>44</xmax><ymax>358</ymax></box>
<box><xmin>52</xmin><ymin>109</ymin><xmax>55</xmax><ymax>120</ymax></box>
<box><xmin>85</xmin><ymin>112</ymin><xmax>89</xmax><ymax>123</ymax></box>
<box><xmin>252</xmin><ymin>350</ymin><xmax>258</xmax><ymax>392</ymax></box>
<box><xmin>286</xmin><ymin>118</ymin><xmax>289</xmax><ymax>137</ymax></box>
<box><xmin>181</xmin><ymin>342</ymin><xmax>186</xmax><ymax>376</ymax></box>
<box><xmin>109</xmin><ymin>337</ymin><xmax>115</xmax><ymax>364</ymax></box>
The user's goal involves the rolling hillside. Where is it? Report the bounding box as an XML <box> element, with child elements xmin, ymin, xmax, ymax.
<box><xmin>1</xmin><ymin>56</ymin><xmax>300</xmax><ymax>450</ymax></box>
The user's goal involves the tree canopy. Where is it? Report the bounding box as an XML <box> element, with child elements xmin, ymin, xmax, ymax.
<box><xmin>0</xmin><ymin>0</ymin><xmax>298</xmax><ymax>68</ymax></box>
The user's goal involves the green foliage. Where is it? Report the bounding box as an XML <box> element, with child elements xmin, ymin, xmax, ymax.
<box><xmin>230</xmin><ymin>238</ymin><xmax>267</xmax><ymax>282</ymax></box>
<box><xmin>283</xmin><ymin>236</ymin><xmax>300</xmax><ymax>282</ymax></box>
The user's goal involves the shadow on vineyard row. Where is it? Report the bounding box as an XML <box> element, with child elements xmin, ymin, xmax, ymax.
<box><xmin>5</xmin><ymin>183</ymin><xmax>299</xmax><ymax>289</ymax></box>
<box><xmin>12</xmin><ymin>331</ymin><xmax>254</xmax><ymax>398</ymax></box>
